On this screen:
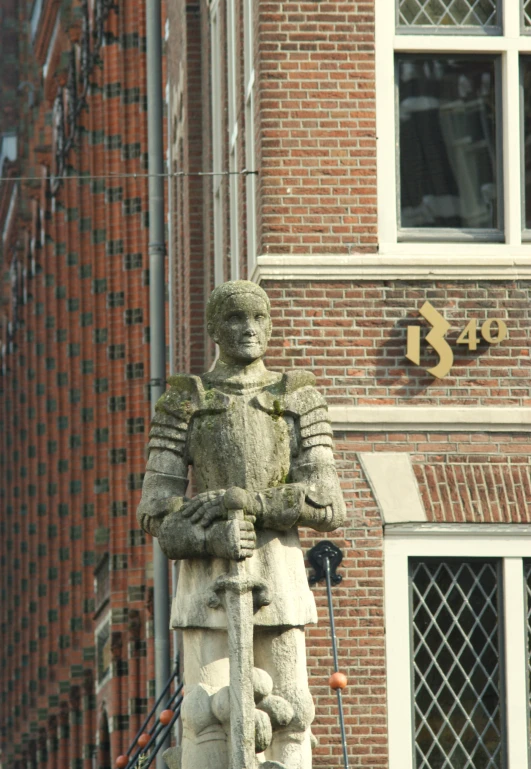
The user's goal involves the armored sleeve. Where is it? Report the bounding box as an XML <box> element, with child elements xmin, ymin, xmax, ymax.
<box><xmin>288</xmin><ymin>386</ymin><xmax>345</xmax><ymax>532</ymax></box>
<box><xmin>252</xmin><ymin>377</ymin><xmax>346</xmax><ymax>533</ymax></box>
<box><xmin>136</xmin><ymin>376</ymin><xmax>200</xmax><ymax>537</ymax></box>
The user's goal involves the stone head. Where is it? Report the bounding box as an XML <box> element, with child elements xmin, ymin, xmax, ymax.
<box><xmin>206</xmin><ymin>280</ymin><xmax>272</xmax><ymax>365</ymax></box>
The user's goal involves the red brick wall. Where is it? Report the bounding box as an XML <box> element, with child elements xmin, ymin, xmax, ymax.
<box><xmin>257</xmin><ymin>1</ymin><xmax>377</xmax><ymax>255</ymax></box>
<box><xmin>3</xmin><ymin>0</ymin><xmax>528</xmax><ymax>767</ymax></box>
<box><xmin>263</xmin><ymin>280</ymin><xmax>531</xmax><ymax>406</ymax></box>
<box><xmin>301</xmin><ymin>454</ymin><xmax>387</xmax><ymax>768</ymax></box>
<box><xmin>0</xmin><ymin>1</ymin><xmax>168</xmax><ymax>764</ymax></box>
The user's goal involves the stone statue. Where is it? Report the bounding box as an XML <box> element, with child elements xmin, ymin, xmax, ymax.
<box><xmin>137</xmin><ymin>281</ymin><xmax>346</xmax><ymax>769</ymax></box>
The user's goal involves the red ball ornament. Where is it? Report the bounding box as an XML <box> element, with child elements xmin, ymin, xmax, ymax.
<box><xmin>159</xmin><ymin>709</ymin><xmax>173</xmax><ymax>726</ymax></box>
<box><xmin>116</xmin><ymin>756</ymin><xmax>128</xmax><ymax>769</ymax></box>
<box><xmin>137</xmin><ymin>733</ymin><xmax>150</xmax><ymax>749</ymax></box>
<box><xmin>329</xmin><ymin>672</ymin><xmax>348</xmax><ymax>690</ymax></box>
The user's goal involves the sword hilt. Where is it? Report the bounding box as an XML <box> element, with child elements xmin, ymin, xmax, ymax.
<box><xmin>224</xmin><ymin>486</ymin><xmax>248</xmax><ymax>523</ymax></box>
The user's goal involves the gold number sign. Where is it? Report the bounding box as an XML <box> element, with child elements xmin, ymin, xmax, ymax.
<box><xmin>406</xmin><ymin>301</ymin><xmax>508</xmax><ymax>379</ymax></box>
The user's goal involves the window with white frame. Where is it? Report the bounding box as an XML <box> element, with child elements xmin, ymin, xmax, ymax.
<box><xmin>210</xmin><ymin>0</ymin><xmax>224</xmax><ymax>287</ymax></box>
<box><xmin>227</xmin><ymin>0</ymin><xmax>240</xmax><ymax>280</ymax></box>
<box><xmin>376</xmin><ymin>0</ymin><xmax>531</xmax><ymax>254</ymax></box>
<box><xmin>209</xmin><ymin>0</ymin><xmax>256</xmax><ymax>280</ymax></box>
<box><xmin>385</xmin><ymin>526</ymin><xmax>531</xmax><ymax>769</ymax></box>
<box><xmin>243</xmin><ymin>0</ymin><xmax>257</xmax><ymax>274</ymax></box>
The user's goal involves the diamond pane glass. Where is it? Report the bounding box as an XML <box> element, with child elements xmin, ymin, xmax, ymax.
<box><xmin>525</xmin><ymin>0</ymin><xmax>531</xmax><ymax>28</ymax></box>
<box><xmin>398</xmin><ymin>0</ymin><xmax>498</xmax><ymax>28</ymax></box>
<box><xmin>397</xmin><ymin>55</ymin><xmax>499</xmax><ymax>231</ymax></box>
<box><xmin>411</xmin><ymin>560</ymin><xmax>504</xmax><ymax>769</ymax></box>
<box><xmin>525</xmin><ymin>562</ymin><xmax>531</xmax><ymax>714</ymax></box>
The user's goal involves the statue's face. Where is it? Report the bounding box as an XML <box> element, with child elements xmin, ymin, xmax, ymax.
<box><xmin>212</xmin><ymin>293</ymin><xmax>272</xmax><ymax>365</ymax></box>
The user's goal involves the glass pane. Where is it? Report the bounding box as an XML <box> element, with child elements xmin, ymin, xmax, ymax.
<box><xmin>397</xmin><ymin>56</ymin><xmax>499</xmax><ymax>231</ymax></box>
<box><xmin>411</xmin><ymin>560</ymin><xmax>504</xmax><ymax>769</ymax></box>
<box><xmin>525</xmin><ymin>0</ymin><xmax>531</xmax><ymax>28</ymax></box>
<box><xmin>525</xmin><ymin>562</ymin><xmax>531</xmax><ymax>718</ymax></box>
<box><xmin>523</xmin><ymin>59</ymin><xmax>531</xmax><ymax>228</ymax></box>
<box><xmin>398</xmin><ymin>0</ymin><xmax>498</xmax><ymax>29</ymax></box>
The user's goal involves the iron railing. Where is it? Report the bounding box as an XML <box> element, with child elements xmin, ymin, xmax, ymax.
<box><xmin>118</xmin><ymin>662</ymin><xmax>183</xmax><ymax>769</ymax></box>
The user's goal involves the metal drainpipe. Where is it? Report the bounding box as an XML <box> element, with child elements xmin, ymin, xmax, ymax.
<box><xmin>146</xmin><ymin>0</ymin><xmax>171</xmax><ymax>763</ymax></box>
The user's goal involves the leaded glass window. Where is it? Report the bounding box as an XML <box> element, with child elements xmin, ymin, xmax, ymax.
<box><xmin>398</xmin><ymin>0</ymin><xmax>499</xmax><ymax>29</ymax></box>
<box><xmin>411</xmin><ymin>559</ymin><xmax>504</xmax><ymax>769</ymax></box>
<box><xmin>525</xmin><ymin>561</ymin><xmax>531</xmax><ymax>722</ymax></box>
<box><xmin>381</xmin><ymin>0</ymin><xmax>531</xmax><ymax>249</ymax></box>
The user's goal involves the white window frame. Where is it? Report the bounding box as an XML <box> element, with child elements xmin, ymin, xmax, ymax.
<box><xmin>376</xmin><ymin>0</ymin><xmax>531</xmax><ymax>260</ymax></box>
<box><xmin>210</xmin><ymin>0</ymin><xmax>224</xmax><ymax>287</ymax></box>
<box><xmin>94</xmin><ymin>611</ymin><xmax>112</xmax><ymax>692</ymax></box>
<box><xmin>227</xmin><ymin>0</ymin><xmax>240</xmax><ymax>280</ymax></box>
<box><xmin>30</xmin><ymin>0</ymin><xmax>44</xmax><ymax>42</ymax></box>
<box><xmin>243</xmin><ymin>0</ymin><xmax>257</xmax><ymax>276</ymax></box>
<box><xmin>385</xmin><ymin>523</ymin><xmax>531</xmax><ymax>769</ymax></box>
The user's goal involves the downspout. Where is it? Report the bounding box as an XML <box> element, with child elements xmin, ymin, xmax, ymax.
<box><xmin>146</xmin><ymin>0</ymin><xmax>171</xmax><ymax>762</ymax></box>
<box><xmin>166</xmin><ymin>39</ymin><xmax>182</xmax><ymax>746</ymax></box>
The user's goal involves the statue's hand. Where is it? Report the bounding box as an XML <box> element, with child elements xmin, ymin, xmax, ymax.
<box><xmin>137</xmin><ymin>496</ymin><xmax>183</xmax><ymax>538</ymax></box>
<box><xmin>180</xmin><ymin>490</ymin><xmax>227</xmax><ymax>528</ymax></box>
<box><xmin>206</xmin><ymin>519</ymin><xmax>256</xmax><ymax>561</ymax></box>
<box><xmin>223</xmin><ymin>487</ymin><xmax>259</xmax><ymax>526</ymax></box>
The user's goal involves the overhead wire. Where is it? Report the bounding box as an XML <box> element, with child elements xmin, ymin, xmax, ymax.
<box><xmin>0</xmin><ymin>170</ymin><xmax>258</xmax><ymax>183</ymax></box>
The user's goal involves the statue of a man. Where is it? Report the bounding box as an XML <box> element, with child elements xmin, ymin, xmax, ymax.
<box><xmin>137</xmin><ymin>281</ymin><xmax>345</xmax><ymax>769</ymax></box>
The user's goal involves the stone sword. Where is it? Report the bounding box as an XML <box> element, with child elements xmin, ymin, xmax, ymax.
<box><xmin>212</xmin><ymin>486</ymin><xmax>258</xmax><ymax>769</ymax></box>
<box><xmin>209</xmin><ymin>488</ymin><xmax>287</xmax><ymax>769</ymax></box>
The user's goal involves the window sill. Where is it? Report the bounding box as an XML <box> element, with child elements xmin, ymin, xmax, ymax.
<box><xmin>397</xmin><ymin>228</ymin><xmax>504</xmax><ymax>244</ymax></box>
<box><xmin>253</xmin><ymin>252</ymin><xmax>531</xmax><ymax>282</ymax></box>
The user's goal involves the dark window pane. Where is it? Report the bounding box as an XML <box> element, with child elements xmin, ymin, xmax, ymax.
<box><xmin>525</xmin><ymin>0</ymin><xmax>531</xmax><ymax>28</ymax></box>
<box><xmin>411</xmin><ymin>559</ymin><xmax>503</xmax><ymax>769</ymax></box>
<box><xmin>398</xmin><ymin>56</ymin><xmax>499</xmax><ymax>231</ymax></box>
<box><xmin>522</xmin><ymin>59</ymin><xmax>531</xmax><ymax>228</ymax></box>
<box><xmin>398</xmin><ymin>0</ymin><xmax>498</xmax><ymax>29</ymax></box>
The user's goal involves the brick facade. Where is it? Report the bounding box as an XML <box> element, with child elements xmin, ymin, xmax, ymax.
<box><xmin>262</xmin><ymin>280</ymin><xmax>531</xmax><ymax>406</ymax></box>
<box><xmin>257</xmin><ymin>2</ymin><xmax>377</xmax><ymax>255</ymax></box>
<box><xmin>1</xmin><ymin>0</ymin><xmax>528</xmax><ymax>768</ymax></box>
<box><xmin>0</xmin><ymin>0</ymin><xmax>166</xmax><ymax>765</ymax></box>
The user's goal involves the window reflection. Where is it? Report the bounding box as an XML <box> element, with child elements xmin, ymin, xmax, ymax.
<box><xmin>398</xmin><ymin>56</ymin><xmax>498</xmax><ymax>232</ymax></box>
<box><xmin>522</xmin><ymin>60</ymin><xmax>531</xmax><ymax>230</ymax></box>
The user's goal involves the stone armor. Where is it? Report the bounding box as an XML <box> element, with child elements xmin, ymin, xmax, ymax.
<box><xmin>138</xmin><ymin>368</ymin><xmax>345</xmax><ymax>631</ymax></box>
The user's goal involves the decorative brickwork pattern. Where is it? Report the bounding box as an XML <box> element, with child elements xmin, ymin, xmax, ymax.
<box><xmin>415</xmin><ymin>455</ymin><xmax>531</xmax><ymax>524</ymax></box>
<box><xmin>0</xmin><ymin>0</ymin><xmax>166</xmax><ymax>764</ymax></box>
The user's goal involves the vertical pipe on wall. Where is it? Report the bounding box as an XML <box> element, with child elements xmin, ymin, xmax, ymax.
<box><xmin>145</xmin><ymin>0</ymin><xmax>171</xmax><ymax>762</ymax></box>
<box><xmin>166</xmin><ymin>52</ymin><xmax>182</xmax><ymax>741</ymax></box>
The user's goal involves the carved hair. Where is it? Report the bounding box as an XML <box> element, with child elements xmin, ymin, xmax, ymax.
<box><xmin>206</xmin><ymin>280</ymin><xmax>270</xmax><ymax>334</ymax></box>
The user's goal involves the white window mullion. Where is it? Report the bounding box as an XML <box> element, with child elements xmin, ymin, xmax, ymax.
<box><xmin>210</xmin><ymin>3</ymin><xmax>224</xmax><ymax>286</ymax></box>
<box><xmin>393</xmin><ymin>36</ymin><xmax>531</xmax><ymax>53</ymax></box>
<box><xmin>502</xmin><ymin>557</ymin><xmax>529</xmax><ymax>768</ymax></box>
<box><xmin>502</xmin><ymin>48</ymin><xmax>522</xmax><ymax>244</ymax></box>
<box><xmin>227</xmin><ymin>0</ymin><xmax>239</xmax><ymax>280</ymax></box>
<box><xmin>502</xmin><ymin>0</ymin><xmax>523</xmax><ymax>244</ymax></box>
<box><xmin>503</xmin><ymin>0</ymin><xmax>521</xmax><ymax>38</ymax></box>
<box><xmin>376</xmin><ymin>0</ymin><xmax>398</xmax><ymax>246</ymax></box>
<box><xmin>384</xmin><ymin>540</ymin><xmax>414</xmax><ymax>769</ymax></box>
<box><xmin>243</xmin><ymin>0</ymin><xmax>257</xmax><ymax>276</ymax></box>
